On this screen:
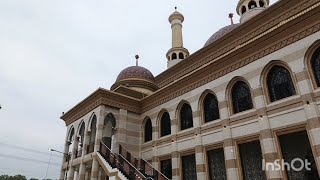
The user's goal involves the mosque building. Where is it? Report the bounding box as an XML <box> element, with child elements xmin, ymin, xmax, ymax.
<box><xmin>59</xmin><ymin>0</ymin><xmax>320</xmax><ymax>179</ymax></box>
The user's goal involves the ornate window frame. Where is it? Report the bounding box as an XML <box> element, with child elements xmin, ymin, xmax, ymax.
<box><xmin>199</xmin><ymin>89</ymin><xmax>220</xmax><ymax>125</ymax></box>
<box><xmin>305</xmin><ymin>40</ymin><xmax>320</xmax><ymax>90</ymax></box>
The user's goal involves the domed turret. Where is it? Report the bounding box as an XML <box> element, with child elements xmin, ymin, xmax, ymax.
<box><xmin>111</xmin><ymin>56</ymin><xmax>158</xmax><ymax>95</ymax></box>
<box><xmin>237</xmin><ymin>0</ymin><xmax>269</xmax><ymax>23</ymax></box>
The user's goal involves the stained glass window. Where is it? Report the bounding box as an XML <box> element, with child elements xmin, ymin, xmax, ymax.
<box><xmin>161</xmin><ymin>112</ymin><xmax>171</xmax><ymax>137</ymax></box>
<box><xmin>182</xmin><ymin>154</ymin><xmax>197</xmax><ymax>180</ymax></box>
<box><xmin>144</xmin><ymin>118</ymin><xmax>152</xmax><ymax>142</ymax></box>
<box><xmin>267</xmin><ymin>66</ymin><xmax>296</xmax><ymax>102</ymax></box>
<box><xmin>160</xmin><ymin>159</ymin><xmax>172</xmax><ymax>179</ymax></box>
<box><xmin>180</xmin><ymin>103</ymin><xmax>193</xmax><ymax>130</ymax></box>
<box><xmin>311</xmin><ymin>48</ymin><xmax>320</xmax><ymax>87</ymax></box>
<box><xmin>207</xmin><ymin>148</ymin><xmax>226</xmax><ymax>180</ymax></box>
<box><xmin>203</xmin><ymin>93</ymin><xmax>220</xmax><ymax>123</ymax></box>
<box><xmin>232</xmin><ymin>81</ymin><xmax>253</xmax><ymax>113</ymax></box>
<box><xmin>239</xmin><ymin>140</ymin><xmax>266</xmax><ymax>180</ymax></box>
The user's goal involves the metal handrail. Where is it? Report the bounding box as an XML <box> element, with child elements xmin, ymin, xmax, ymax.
<box><xmin>119</xmin><ymin>144</ymin><xmax>170</xmax><ymax>180</ymax></box>
<box><xmin>100</xmin><ymin>141</ymin><xmax>147</xmax><ymax>179</ymax></box>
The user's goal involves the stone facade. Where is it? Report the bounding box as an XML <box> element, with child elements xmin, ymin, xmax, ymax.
<box><xmin>59</xmin><ymin>0</ymin><xmax>320</xmax><ymax>179</ymax></box>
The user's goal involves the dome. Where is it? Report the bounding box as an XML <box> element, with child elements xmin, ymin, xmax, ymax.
<box><xmin>116</xmin><ymin>66</ymin><xmax>155</xmax><ymax>83</ymax></box>
<box><xmin>204</xmin><ymin>23</ymin><xmax>240</xmax><ymax>47</ymax></box>
<box><xmin>111</xmin><ymin>65</ymin><xmax>158</xmax><ymax>93</ymax></box>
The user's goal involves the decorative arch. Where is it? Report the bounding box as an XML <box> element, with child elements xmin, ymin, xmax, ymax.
<box><xmin>177</xmin><ymin>100</ymin><xmax>193</xmax><ymax>130</ymax></box>
<box><xmin>179</xmin><ymin>52</ymin><xmax>184</xmax><ymax>59</ymax></box>
<box><xmin>102</xmin><ymin>113</ymin><xmax>116</xmax><ymax>148</ymax></box>
<box><xmin>67</xmin><ymin>126</ymin><xmax>75</xmax><ymax>143</ymax></box>
<box><xmin>227</xmin><ymin>77</ymin><xmax>254</xmax><ymax>114</ymax></box>
<box><xmin>143</xmin><ymin>117</ymin><xmax>152</xmax><ymax>143</ymax></box>
<box><xmin>305</xmin><ymin>40</ymin><xmax>320</xmax><ymax>89</ymax></box>
<box><xmin>199</xmin><ymin>90</ymin><xmax>220</xmax><ymax>124</ymax></box>
<box><xmin>77</xmin><ymin>120</ymin><xmax>85</xmax><ymax>137</ymax></box>
<box><xmin>241</xmin><ymin>6</ymin><xmax>247</xmax><ymax>14</ymax></box>
<box><xmin>261</xmin><ymin>61</ymin><xmax>297</xmax><ymax>103</ymax></box>
<box><xmin>172</xmin><ymin>53</ymin><xmax>177</xmax><ymax>60</ymax></box>
<box><xmin>157</xmin><ymin>109</ymin><xmax>171</xmax><ymax>137</ymax></box>
<box><xmin>248</xmin><ymin>1</ymin><xmax>257</xmax><ymax>9</ymax></box>
<box><xmin>87</xmin><ymin>112</ymin><xmax>97</xmax><ymax>132</ymax></box>
<box><xmin>259</xmin><ymin>0</ymin><xmax>265</xmax><ymax>7</ymax></box>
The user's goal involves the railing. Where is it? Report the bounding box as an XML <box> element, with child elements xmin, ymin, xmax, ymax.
<box><xmin>119</xmin><ymin>145</ymin><xmax>170</xmax><ymax>180</ymax></box>
<box><xmin>75</xmin><ymin>149</ymin><xmax>82</xmax><ymax>158</ymax></box>
<box><xmin>99</xmin><ymin>142</ymin><xmax>147</xmax><ymax>180</ymax></box>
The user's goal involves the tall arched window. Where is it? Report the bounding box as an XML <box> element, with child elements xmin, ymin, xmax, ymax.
<box><xmin>144</xmin><ymin>118</ymin><xmax>152</xmax><ymax>142</ymax></box>
<box><xmin>87</xmin><ymin>115</ymin><xmax>97</xmax><ymax>154</ymax></box>
<box><xmin>179</xmin><ymin>52</ymin><xmax>184</xmax><ymax>59</ymax></box>
<box><xmin>248</xmin><ymin>1</ymin><xmax>257</xmax><ymax>9</ymax></box>
<box><xmin>311</xmin><ymin>48</ymin><xmax>320</xmax><ymax>87</ymax></box>
<box><xmin>267</xmin><ymin>66</ymin><xmax>296</xmax><ymax>102</ymax></box>
<box><xmin>232</xmin><ymin>81</ymin><xmax>253</xmax><ymax>113</ymax></box>
<box><xmin>172</xmin><ymin>53</ymin><xmax>177</xmax><ymax>60</ymax></box>
<box><xmin>203</xmin><ymin>93</ymin><xmax>220</xmax><ymax>123</ymax></box>
<box><xmin>180</xmin><ymin>103</ymin><xmax>193</xmax><ymax>130</ymax></box>
<box><xmin>78</xmin><ymin>122</ymin><xmax>85</xmax><ymax>147</ymax></box>
<box><xmin>160</xmin><ymin>112</ymin><xmax>171</xmax><ymax>137</ymax></box>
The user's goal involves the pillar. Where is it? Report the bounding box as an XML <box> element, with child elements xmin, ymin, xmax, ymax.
<box><xmin>68</xmin><ymin>137</ymin><xmax>79</xmax><ymax>180</ymax></box>
<box><xmin>91</xmin><ymin>106</ymin><xmax>105</xmax><ymax>180</ymax></box>
<box><xmin>253</xmin><ymin>86</ymin><xmax>282</xmax><ymax>180</ymax></box>
<box><xmin>59</xmin><ymin>140</ymin><xmax>70</xmax><ymax>180</ymax></box>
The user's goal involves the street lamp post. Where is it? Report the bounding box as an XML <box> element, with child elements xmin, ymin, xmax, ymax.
<box><xmin>49</xmin><ymin>149</ymin><xmax>70</xmax><ymax>180</ymax></box>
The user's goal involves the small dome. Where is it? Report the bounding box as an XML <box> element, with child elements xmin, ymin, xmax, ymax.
<box><xmin>116</xmin><ymin>66</ymin><xmax>155</xmax><ymax>83</ymax></box>
<box><xmin>204</xmin><ymin>23</ymin><xmax>240</xmax><ymax>47</ymax></box>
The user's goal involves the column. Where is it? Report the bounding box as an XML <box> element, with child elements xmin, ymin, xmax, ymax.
<box><xmin>254</xmin><ymin>86</ymin><xmax>282</xmax><ymax>180</ymax></box>
<box><xmin>170</xmin><ymin>111</ymin><xmax>179</xmax><ymax>180</ymax></box>
<box><xmin>78</xmin><ymin>162</ymin><xmax>86</xmax><ymax>180</ymax></box>
<box><xmin>295</xmin><ymin>69</ymin><xmax>320</xmax><ymax>173</ymax></box>
<box><xmin>68</xmin><ymin>137</ymin><xmax>79</xmax><ymax>180</ymax></box>
<box><xmin>91</xmin><ymin>106</ymin><xmax>105</xmax><ymax>180</ymax></box>
<box><xmin>79</xmin><ymin>131</ymin><xmax>90</xmax><ymax>180</ymax></box>
<box><xmin>59</xmin><ymin>140</ymin><xmax>70</xmax><ymax>180</ymax></box>
<box><xmin>219</xmin><ymin>98</ymin><xmax>240</xmax><ymax>180</ymax></box>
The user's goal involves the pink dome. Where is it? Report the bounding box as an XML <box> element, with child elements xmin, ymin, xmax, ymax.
<box><xmin>204</xmin><ymin>24</ymin><xmax>240</xmax><ymax>47</ymax></box>
<box><xmin>116</xmin><ymin>66</ymin><xmax>155</xmax><ymax>83</ymax></box>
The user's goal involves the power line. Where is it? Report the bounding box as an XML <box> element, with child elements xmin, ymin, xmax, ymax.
<box><xmin>0</xmin><ymin>142</ymin><xmax>62</xmax><ymax>158</ymax></box>
<box><xmin>0</xmin><ymin>153</ymin><xmax>61</xmax><ymax>166</ymax></box>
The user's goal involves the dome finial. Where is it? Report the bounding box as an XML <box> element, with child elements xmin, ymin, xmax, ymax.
<box><xmin>229</xmin><ymin>13</ymin><xmax>234</xmax><ymax>25</ymax></box>
<box><xmin>135</xmin><ymin>54</ymin><xmax>139</xmax><ymax>66</ymax></box>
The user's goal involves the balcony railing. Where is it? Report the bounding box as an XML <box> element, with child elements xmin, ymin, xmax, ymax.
<box><xmin>87</xmin><ymin>142</ymin><xmax>95</xmax><ymax>154</ymax></box>
<box><xmin>99</xmin><ymin>142</ymin><xmax>146</xmax><ymax>180</ymax></box>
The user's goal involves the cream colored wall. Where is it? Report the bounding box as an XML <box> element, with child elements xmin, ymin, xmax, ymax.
<box><xmin>140</xmin><ymin>31</ymin><xmax>320</xmax><ymax>179</ymax></box>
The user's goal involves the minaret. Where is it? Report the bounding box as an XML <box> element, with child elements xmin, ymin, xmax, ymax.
<box><xmin>237</xmin><ymin>0</ymin><xmax>269</xmax><ymax>23</ymax></box>
<box><xmin>166</xmin><ymin>7</ymin><xmax>189</xmax><ymax>68</ymax></box>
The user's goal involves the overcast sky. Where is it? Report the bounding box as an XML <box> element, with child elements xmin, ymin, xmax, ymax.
<box><xmin>0</xmin><ymin>0</ymin><xmax>277</xmax><ymax>179</ymax></box>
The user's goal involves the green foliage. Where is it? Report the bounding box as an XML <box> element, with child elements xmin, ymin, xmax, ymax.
<box><xmin>0</xmin><ymin>175</ymin><xmax>27</xmax><ymax>180</ymax></box>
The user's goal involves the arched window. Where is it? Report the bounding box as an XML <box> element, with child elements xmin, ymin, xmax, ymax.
<box><xmin>241</xmin><ymin>6</ymin><xmax>247</xmax><ymax>14</ymax></box>
<box><xmin>172</xmin><ymin>53</ymin><xmax>177</xmax><ymax>60</ymax></box>
<box><xmin>311</xmin><ymin>48</ymin><xmax>320</xmax><ymax>87</ymax></box>
<box><xmin>248</xmin><ymin>1</ymin><xmax>257</xmax><ymax>9</ymax></box>
<box><xmin>267</xmin><ymin>66</ymin><xmax>296</xmax><ymax>102</ymax></box>
<box><xmin>179</xmin><ymin>52</ymin><xmax>184</xmax><ymax>59</ymax></box>
<box><xmin>103</xmin><ymin>113</ymin><xmax>116</xmax><ymax>149</ymax></box>
<box><xmin>90</xmin><ymin>116</ymin><xmax>97</xmax><ymax>143</ymax></box>
<box><xmin>78</xmin><ymin>122</ymin><xmax>85</xmax><ymax>146</ymax></box>
<box><xmin>68</xmin><ymin>128</ymin><xmax>75</xmax><ymax>143</ymax></box>
<box><xmin>144</xmin><ymin>118</ymin><xmax>152</xmax><ymax>142</ymax></box>
<box><xmin>160</xmin><ymin>112</ymin><xmax>171</xmax><ymax>137</ymax></box>
<box><xmin>180</xmin><ymin>103</ymin><xmax>193</xmax><ymax>130</ymax></box>
<box><xmin>231</xmin><ymin>81</ymin><xmax>253</xmax><ymax>113</ymax></box>
<box><xmin>259</xmin><ymin>0</ymin><xmax>265</xmax><ymax>7</ymax></box>
<box><xmin>203</xmin><ymin>93</ymin><xmax>220</xmax><ymax>123</ymax></box>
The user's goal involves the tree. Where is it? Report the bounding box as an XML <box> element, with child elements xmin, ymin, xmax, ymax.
<box><xmin>0</xmin><ymin>175</ymin><xmax>27</xmax><ymax>180</ymax></box>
